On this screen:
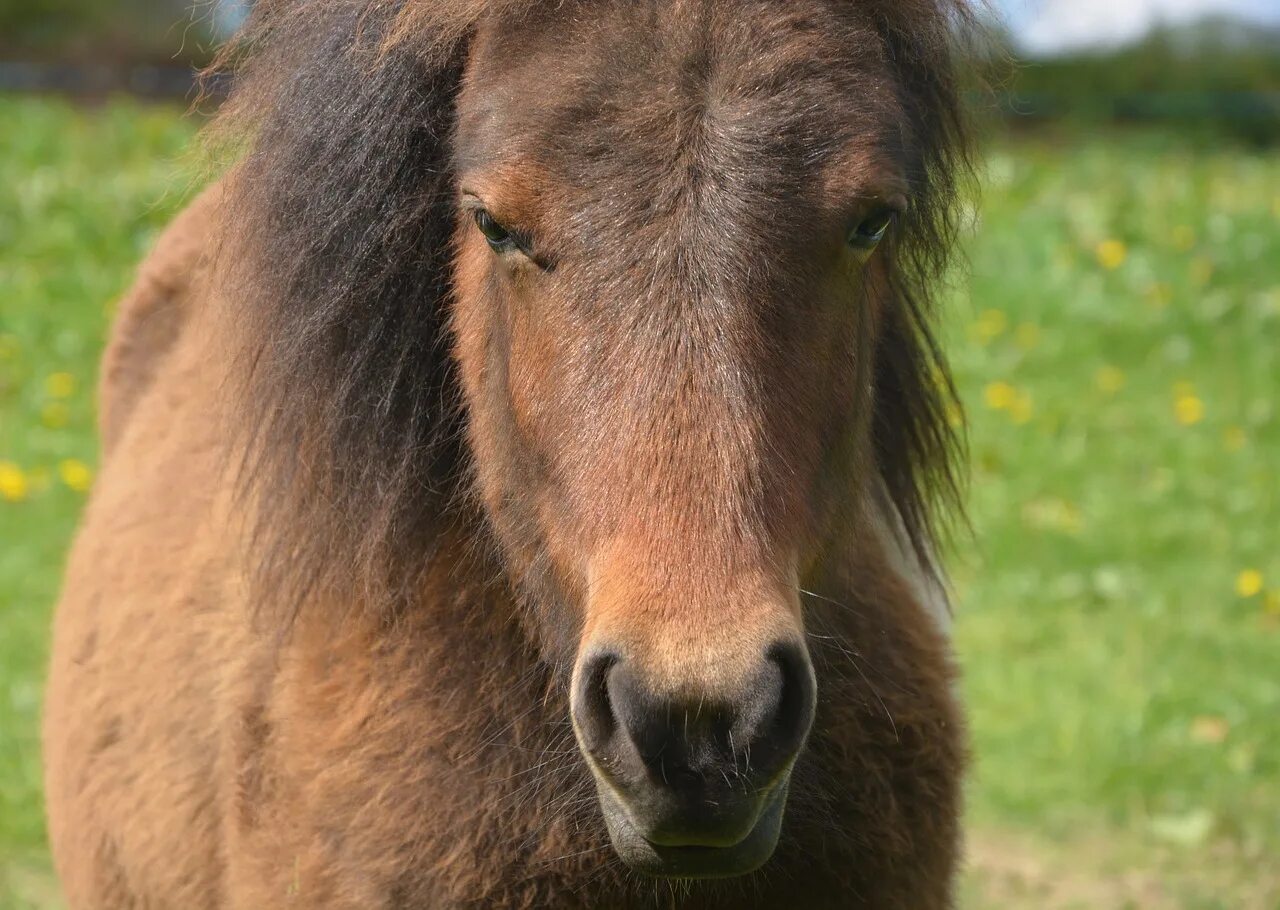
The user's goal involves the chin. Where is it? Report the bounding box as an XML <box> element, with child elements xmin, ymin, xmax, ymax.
<box><xmin>597</xmin><ymin>780</ymin><xmax>790</xmax><ymax>880</ymax></box>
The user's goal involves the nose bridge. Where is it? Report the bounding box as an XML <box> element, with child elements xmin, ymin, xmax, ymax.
<box><xmin>604</xmin><ymin>333</ymin><xmax>768</xmax><ymax>525</ymax></box>
<box><xmin>593</xmin><ymin>243</ymin><xmax>772</xmax><ymax>474</ymax></box>
<box><xmin>572</xmin><ymin>247</ymin><xmax>812</xmax><ymax>691</ymax></box>
<box><xmin>583</xmin><ymin>541</ymin><xmax>803</xmax><ymax>701</ymax></box>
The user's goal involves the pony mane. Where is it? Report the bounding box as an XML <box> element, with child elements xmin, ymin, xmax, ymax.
<box><xmin>205</xmin><ymin>0</ymin><xmax>974</xmax><ymax>619</ymax></box>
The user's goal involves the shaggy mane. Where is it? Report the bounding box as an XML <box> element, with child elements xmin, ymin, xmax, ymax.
<box><xmin>205</xmin><ymin>0</ymin><xmax>975</xmax><ymax>618</ymax></box>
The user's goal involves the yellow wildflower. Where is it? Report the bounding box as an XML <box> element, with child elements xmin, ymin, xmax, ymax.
<box><xmin>984</xmin><ymin>381</ymin><xmax>1017</xmax><ymax>411</ymax></box>
<box><xmin>46</xmin><ymin>372</ymin><xmax>76</xmax><ymax>399</ymax></box>
<box><xmin>0</xmin><ymin>461</ymin><xmax>28</xmax><ymax>502</ymax></box>
<box><xmin>1010</xmin><ymin>391</ymin><xmax>1034</xmax><ymax>425</ymax></box>
<box><xmin>1061</xmin><ymin>502</ymin><xmax>1084</xmax><ymax>534</ymax></box>
<box><xmin>1095</xmin><ymin>366</ymin><xmax>1126</xmax><ymax>395</ymax></box>
<box><xmin>1175</xmin><ymin>394</ymin><xmax>1205</xmax><ymax>427</ymax></box>
<box><xmin>1022</xmin><ymin>497</ymin><xmax>1083</xmax><ymax>534</ymax></box>
<box><xmin>1236</xmin><ymin>570</ymin><xmax>1264</xmax><ymax>599</ymax></box>
<box><xmin>1014</xmin><ymin>322</ymin><xmax>1041</xmax><ymax>351</ymax></box>
<box><xmin>27</xmin><ymin>466</ymin><xmax>52</xmax><ymax>495</ymax></box>
<box><xmin>41</xmin><ymin>402</ymin><xmax>70</xmax><ymax>429</ymax></box>
<box><xmin>58</xmin><ymin>458</ymin><xmax>93</xmax><ymax>494</ymax></box>
<box><xmin>1189</xmin><ymin>716</ymin><xmax>1229</xmax><ymax>744</ymax></box>
<box><xmin>971</xmin><ymin>309</ymin><xmax>1008</xmax><ymax>344</ymax></box>
<box><xmin>1265</xmin><ymin>591</ymin><xmax>1280</xmax><ymax>616</ymax></box>
<box><xmin>1173</xmin><ymin>383</ymin><xmax>1203</xmax><ymax>425</ymax></box>
<box><xmin>1223</xmin><ymin>426</ymin><xmax>1247</xmax><ymax>452</ymax></box>
<box><xmin>1095</xmin><ymin>239</ymin><xmax>1127</xmax><ymax>271</ymax></box>
<box><xmin>1172</xmin><ymin>225</ymin><xmax>1196</xmax><ymax>252</ymax></box>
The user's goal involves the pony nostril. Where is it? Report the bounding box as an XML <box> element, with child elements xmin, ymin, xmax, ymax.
<box><xmin>573</xmin><ymin>650</ymin><xmax>619</xmax><ymax>752</ymax></box>
<box><xmin>761</xmin><ymin>640</ymin><xmax>817</xmax><ymax>762</ymax></box>
<box><xmin>721</xmin><ymin>640</ymin><xmax>816</xmax><ymax>779</ymax></box>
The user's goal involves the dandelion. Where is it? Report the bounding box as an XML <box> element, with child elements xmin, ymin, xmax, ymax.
<box><xmin>1023</xmin><ymin>497</ymin><xmax>1083</xmax><ymax>534</ymax></box>
<box><xmin>1223</xmin><ymin>426</ymin><xmax>1247</xmax><ymax>452</ymax></box>
<box><xmin>1060</xmin><ymin>503</ymin><xmax>1084</xmax><ymax>534</ymax></box>
<box><xmin>46</xmin><ymin>372</ymin><xmax>76</xmax><ymax>398</ymax></box>
<box><xmin>1095</xmin><ymin>239</ymin><xmax>1127</xmax><ymax>271</ymax></box>
<box><xmin>1236</xmin><ymin>570</ymin><xmax>1264</xmax><ymax>599</ymax></box>
<box><xmin>1175</xmin><ymin>395</ymin><xmax>1205</xmax><ymax>426</ymax></box>
<box><xmin>1014</xmin><ymin>322</ymin><xmax>1041</xmax><ymax>351</ymax></box>
<box><xmin>58</xmin><ymin>458</ymin><xmax>93</xmax><ymax>494</ymax></box>
<box><xmin>971</xmin><ymin>309</ymin><xmax>1008</xmax><ymax>344</ymax></box>
<box><xmin>1172</xmin><ymin>225</ymin><xmax>1196</xmax><ymax>252</ymax></box>
<box><xmin>1173</xmin><ymin>383</ymin><xmax>1205</xmax><ymax>426</ymax></box>
<box><xmin>0</xmin><ymin>461</ymin><xmax>29</xmax><ymax>502</ymax></box>
<box><xmin>1189</xmin><ymin>716</ymin><xmax>1229</xmax><ymax>744</ymax></box>
<box><xmin>1147</xmin><ymin>467</ymin><xmax>1175</xmax><ymax>496</ymax></box>
<box><xmin>1145</xmin><ymin>282</ymin><xmax>1172</xmax><ymax>310</ymax></box>
<box><xmin>41</xmin><ymin>402</ymin><xmax>70</xmax><ymax>429</ymax></box>
<box><xmin>1009</xmin><ymin>391</ymin><xmax>1034</xmax><ymax>425</ymax></box>
<box><xmin>1095</xmin><ymin>366</ymin><xmax>1126</xmax><ymax>395</ymax></box>
<box><xmin>28</xmin><ymin>466</ymin><xmax>52</xmax><ymax>495</ymax></box>
<box><xmin>984</xmin><ymin>381</ymin><xmax>1017</xmax><ymax>411</ymax></box>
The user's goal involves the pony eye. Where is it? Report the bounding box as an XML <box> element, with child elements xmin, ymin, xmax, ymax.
<box><xmin>847</xmin><ymin>208</ymin><xmax>897</xmax><ymax>250</ymax></box>
<box><xmin>474</xmin><ymin>209</ymin><xmax>520</xmax><ymax>253</ymax></box>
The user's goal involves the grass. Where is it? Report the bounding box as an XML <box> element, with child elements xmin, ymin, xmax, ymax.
<box><xmin>950</xmin><ymin>133</ymin><xmax>1280</xmax><ymax>904</ymax></box>
<box><xmin>0</xmin><ymin>95</ymin><xmax>1277</xmax><ymax>908</ymax></box>
<box><xmin>0</xmin><ymin>97</ymin><xmax>200</xmax><ymax>908</ymax></box>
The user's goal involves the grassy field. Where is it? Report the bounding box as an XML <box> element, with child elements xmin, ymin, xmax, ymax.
<box><xmin>1</xmin><ymin>96</ymin><xmax>1277</xmax><ymax>908</ymax></box>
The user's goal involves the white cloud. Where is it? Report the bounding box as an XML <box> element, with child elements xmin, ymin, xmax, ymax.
<box><xmin>1001</xmin><ymin>0</ymin><xmax>1280</xmax><ymax>55</ymax></box>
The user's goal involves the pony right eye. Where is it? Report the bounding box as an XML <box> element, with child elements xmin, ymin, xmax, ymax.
<box><xmin>473</xmin><ymin>209</ymin><xmax>520</xmax><ymax>254</ymax></box>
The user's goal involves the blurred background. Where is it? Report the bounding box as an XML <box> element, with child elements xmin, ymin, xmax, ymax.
<box><xmin>0</xmin><ymin>1</ymin><xmax>1276</xmax><ymax>907</ymax></box>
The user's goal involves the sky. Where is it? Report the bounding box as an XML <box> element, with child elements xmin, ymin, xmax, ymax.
<box><xmin>998</xmin><ymin>0</ymin><xmax>1280</xmax><ymax>55</ymax></box>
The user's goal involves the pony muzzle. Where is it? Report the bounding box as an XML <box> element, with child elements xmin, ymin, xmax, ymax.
<box><xmin>570</xmin><ymin>639</ymin><xmax>817</xmax><ymax>878</ymax></box>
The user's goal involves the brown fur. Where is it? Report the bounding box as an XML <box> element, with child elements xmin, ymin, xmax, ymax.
<box><xmin>45</xmin><ymin>0</ymin><xmax>974</xmax><ymax>906</ymax></box>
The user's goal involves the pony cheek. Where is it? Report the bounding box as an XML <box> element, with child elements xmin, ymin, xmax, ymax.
<box><xmin>449</xmin><ymin>237</ymin><xmax>504</xmax><ymax>405</ymax></box>
<box><xmin>474</xmin><ymin>317</ymin><xmax>593</xmax><ymax>609</ymax></box>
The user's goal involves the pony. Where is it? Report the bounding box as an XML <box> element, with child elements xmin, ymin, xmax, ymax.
<box><xmin>43</xmin><ymin>0</ymin><xmax>974</xmax><ymax>906</ymax></box>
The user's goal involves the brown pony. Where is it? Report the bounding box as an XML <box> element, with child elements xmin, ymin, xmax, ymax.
<box><xmin>43</xmin><ymin>0</ymin><xmax>973</xmax><ymax>906</ymax></box>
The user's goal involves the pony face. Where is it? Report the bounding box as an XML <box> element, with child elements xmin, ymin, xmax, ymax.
<box><xmin>449</xmin><ymin>0</ymin><xmax>921</xmax><ymax>877</ymax></box>
<box><xmin>220</xmin><ymin>0</ymin><xmax>967</xmax><ymax>884</ymax></box>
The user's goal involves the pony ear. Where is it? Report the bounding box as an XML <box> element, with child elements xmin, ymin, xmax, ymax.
<box><xmin>208</xmin><ymin>4</ymin><xmax>472</xmax><ymax>620</ymax></box>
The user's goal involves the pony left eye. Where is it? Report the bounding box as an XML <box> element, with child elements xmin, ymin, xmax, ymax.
<box><xmin>847</xmin><ymin>208</ymin><xmax>897</xmax><ymax>250</ymax></box>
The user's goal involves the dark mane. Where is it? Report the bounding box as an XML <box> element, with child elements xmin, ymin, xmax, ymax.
<box><xmin>206</xmin><ymin>0</ymin><xmax>975</xmax><ymax>617</ymax></box>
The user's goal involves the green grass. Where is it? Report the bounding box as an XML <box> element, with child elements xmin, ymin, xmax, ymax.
<box><xmin>950</xmin><ymin>132</ymin><xmax>1280</xmax><ymax>906</ymax></box>
<box><xmin>0</xmin><ymin>97</ymin><xmax>199</xmax><ymax>908</ymax></box>
<box><xmin>1</xmin><ymin>96</ymin><xmax>1277</xmax><ymax>908</ymax></box>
